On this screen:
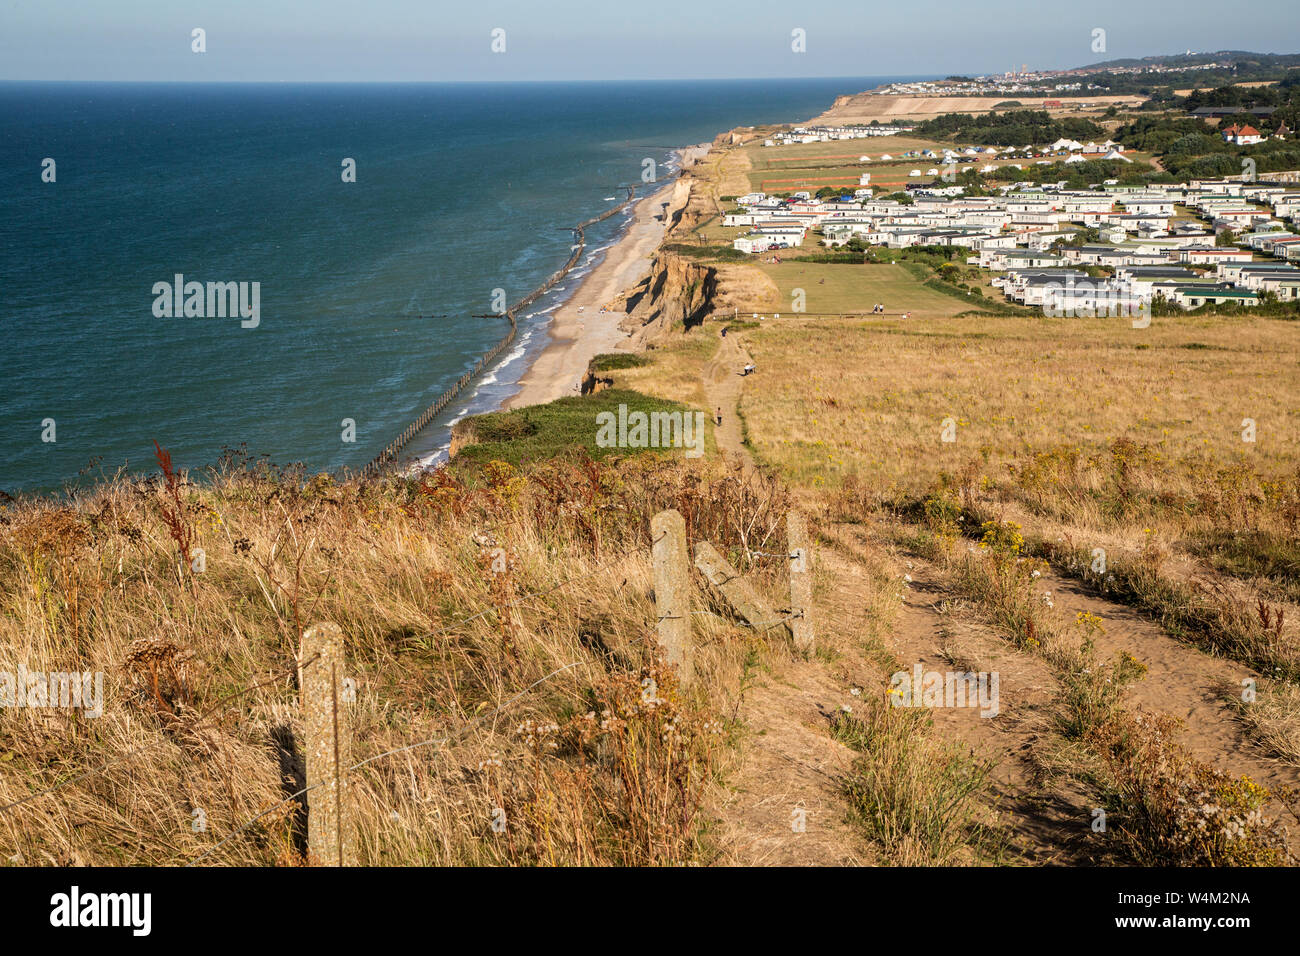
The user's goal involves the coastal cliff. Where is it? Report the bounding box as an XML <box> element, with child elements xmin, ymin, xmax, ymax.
<box><xmin>621</xmin><ymin>254</ymin><xmax>718</xmax><ymax>335</ymax></box>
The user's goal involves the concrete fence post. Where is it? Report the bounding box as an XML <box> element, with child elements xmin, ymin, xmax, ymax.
<box><xmin>694</xmin><ymin>541</ymin><xmax>793</xmax><ymax>640</ymax></box>
<box><xmin>651</xmin><ymin>509</ymin><xmax>694</xmax><ymax>684</ymax></box>
<box><xmin>787</xmin><ymin>511</ymin><xmax>814</xmax><ymax>652</ymax></box>
<box><xmin>302</xmin><ymin>622</ymin><xmax>356</xmax><ymax>866</ymax></box>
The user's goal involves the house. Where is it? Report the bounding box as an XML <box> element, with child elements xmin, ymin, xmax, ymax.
<box><xmin>1222</xmin><ymin>124</ymin><xmax>1264</xmax><ymax>146</ymax></box>
<box><xmin>1115</xmin><ymin>265</ymin><xmax>1199</xmax><ymax>297</ymax></box>
<box><xmin>1256</xmin><ymin>276</ymin><xmax>1300</xmax><ymax>300</ymax></box>
<box><xmin>732</xmin><ymin>227</ymin><xmax>805</xmax><ymax>253</ymax></box>
<box><xmin>1120</xmin><ymin>198</ymin><xmax>1175</xmax><ymax>216</ymax></box>
<box><xmin>984</xmin><ymin>249</ymin><xmax>1070</xmax><ymax>271</ymax></box>
<box><xmin>1171</xmin><ymin>286</ymin><xmax>1259</xmax><ymax>309</ymax></box>
<box><xmin>1178</xmin><ymin>246</ymin><xmax>1253</xmax><ymax>265</ymax></box>
<box><xmin>1215</xmin><ymin>261</ymin><xmax>1298</xmax><ymax>284</ymax></box>
<box><xmin>1225</xmin><ymin>263</ymin><xmax>1300</xmax><ymax>290</ymax></box>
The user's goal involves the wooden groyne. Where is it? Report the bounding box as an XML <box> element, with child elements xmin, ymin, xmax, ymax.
<box><xmin>360</xmin><ymin>184</ymin><xmax>638</xmax><ymax>478</ymax></box>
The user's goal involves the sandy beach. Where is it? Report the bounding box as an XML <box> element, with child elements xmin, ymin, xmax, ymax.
<box><xmin>506</xmin><ymin>146</ymin><xmax>708</xmax><ymax>409</ymax></box>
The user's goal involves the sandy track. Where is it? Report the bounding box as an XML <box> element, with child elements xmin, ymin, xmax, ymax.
<box><xmin>702</xmin><ymin>332</ymin><xmax>753</xmax><ymax>468</ymax></box>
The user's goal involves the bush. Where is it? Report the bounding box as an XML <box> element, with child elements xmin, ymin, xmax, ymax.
<box><xmin>1091</xmin><ymin>710</ymin><xmax>1287</xmax><ymax>866</ymax></box>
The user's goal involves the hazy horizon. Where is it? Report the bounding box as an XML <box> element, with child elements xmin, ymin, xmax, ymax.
<box><xmin>4</xmin><ymin>0</ymin><xmax>1299</xmax><ymax>83</ymax></box>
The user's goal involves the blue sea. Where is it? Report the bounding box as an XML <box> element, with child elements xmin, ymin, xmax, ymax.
<box><xmin>0</xmin><ymin>78</ymin><xmax>924</xmax><ymax>493</ymax></box>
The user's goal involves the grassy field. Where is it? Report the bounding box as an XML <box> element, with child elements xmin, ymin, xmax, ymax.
<box><xmin>737</xmin><ymin>136</ymin><xmax>1162</xmax><ymax>196</ymax></box>
<box><xmin>0</xmin><ymin>443</ymin><xmax>800</xmax><ymax>865</ymax></box>
<box><xmin>749</xmin><ymin>261</ymin><xmax>998</xmax><ymax>317</ymax></box>
<box><xmin>742</xmin><ymin>136</ymin><xmax>958</xmax><ymax>193</ymax></box>
<box><xmin>608</xmin><ymin>285</ymin><xmax>1300</xmax><ymax>861</ymax></box>
<box><xmin>734</xmin><ymin>312</ymin><xmax>1300</xmax><ymax>498</ymax></box>
<box><xmin>742</xmin><ymin>137</ymin><xmax>1073</xmax><ymax>195</ymax></box>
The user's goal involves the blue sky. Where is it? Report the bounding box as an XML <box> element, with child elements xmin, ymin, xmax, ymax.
<box><xmin>3</xmin><ymin>0</ymin><xmax>1298</xmax><ymax>82</ymax></box>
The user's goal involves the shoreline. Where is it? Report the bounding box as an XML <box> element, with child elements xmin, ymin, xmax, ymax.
<box><xmin>504</xmin><ymin>145</ymin><xmax>710</xmax><ymax>410</ymax></box>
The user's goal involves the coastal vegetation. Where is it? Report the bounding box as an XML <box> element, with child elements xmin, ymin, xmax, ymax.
<box><xmin>0</xmin><ymin>446</ymin><xmax>799</xmax><ymax>865</ymax></box>
<box><xmin>598</xmin><ymin>299</ymin><xmax>1300</xmax><ymax>865</ymax></box>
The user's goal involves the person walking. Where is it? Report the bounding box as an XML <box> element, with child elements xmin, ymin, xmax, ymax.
<box><xmin>715</xmin><ymin>406</ymin><xmax>723</xmax><ymax>426</ymax></box>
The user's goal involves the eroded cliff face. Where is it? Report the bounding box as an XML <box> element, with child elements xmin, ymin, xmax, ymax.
<box><xmin>618</xmin><ymin>254</ymin><xmax>718</xmax><ymax>340</ymax></box>
<box><xmin>607</xmin><ymin>249</ymin><xmax>784</xmax><ymax>352</ymax></box>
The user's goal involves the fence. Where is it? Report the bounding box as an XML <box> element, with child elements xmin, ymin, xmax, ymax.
<box><xmin>360</xmin><ymin>184</ymin><xmax>639</xmax><ymax>479</ymax></box>
<box><xmin>0</xmin><ymin>507</ymin><xmax>812</xmax><ymax>866</ymax></box>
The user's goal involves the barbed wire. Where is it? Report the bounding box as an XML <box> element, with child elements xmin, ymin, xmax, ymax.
<box><xmin>746</xmin><ymin>549</ymin><xmax>798</xmax><ymax>561</ymax></box>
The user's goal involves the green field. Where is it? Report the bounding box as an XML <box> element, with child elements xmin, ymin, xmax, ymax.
<box><xmin>750</xmin><ymin>261</ymin><xmax>997</xmax><ymax>318</ymax></box>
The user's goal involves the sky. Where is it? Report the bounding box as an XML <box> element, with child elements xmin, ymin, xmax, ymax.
<box><xmin>2</xmin><ymin>0</ymin><xmax>1299</xmax><ymax>82</ymax></box>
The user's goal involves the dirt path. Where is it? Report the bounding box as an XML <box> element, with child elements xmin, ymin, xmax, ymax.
<box><xmin>709</xmin><ymin>653</ymin><xmax>866</xmax><ymax>865</ymax></box>
<box><xmin>820</xmin><ymin>523</ymin><xmax>1097</xmax><ymax>862</ymax></box>
<box><xmin>1039</xmin><ymin>568</ymin><xmax>1300</xmax><ymax>835</ymax></box>
<box><xmin>704</xmin><ymin>333</ymin><xmax>1092</xmax><ymax>864</ymax></box>
<box><xmin>703</xmin><ymin>332</ymin><xmax>753</xmax><ymax>467</ymax></box>
<box><xmin>703</xmin><ymin>327</ymin><xmax>1300</xmax><ymax>864</ymax></box>
<box><xmin>823</xmin><ymin>522</ymin><xmax>1300</xmax><ymax>860</ymax></box>
<box><xmin>703</xmin><ymin>329</ymin><xmax>871</xmax><ymax>864</ymax></box>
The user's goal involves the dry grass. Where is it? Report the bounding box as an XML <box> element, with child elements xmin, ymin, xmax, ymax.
<box><xmin>734</xmin><ymin>311</ymin><xmax>1299</xmax><ymax>497</ymax></box>
<box><xmin>918</xmin><ymin>516</ymin><xmax>1291</xmax><ymax>865</ymax></box>
<box><xmin>1231</xmin><ymin>680</ymin><xmax>1300</xmax><ymax>766</ymax></box>
<box><xmin>721</xmin><ymin>307</ymin><xmax>1300</xmax><ymax>675</ymax></box>
<box><xmin>831</xmin><ymin>695</ymin><xmax>998</xmax><ymax>866</ymax></box>
<box><xmin>0</xmin><ymin>450</ymin><xmax>802</xmax><ymax>866</ymax></box>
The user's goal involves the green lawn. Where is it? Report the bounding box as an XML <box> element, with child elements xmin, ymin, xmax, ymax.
<box><xmin>751</xmin><ymin>261</ymin><xmax>995</xmax><ymax>318</ymax></box>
